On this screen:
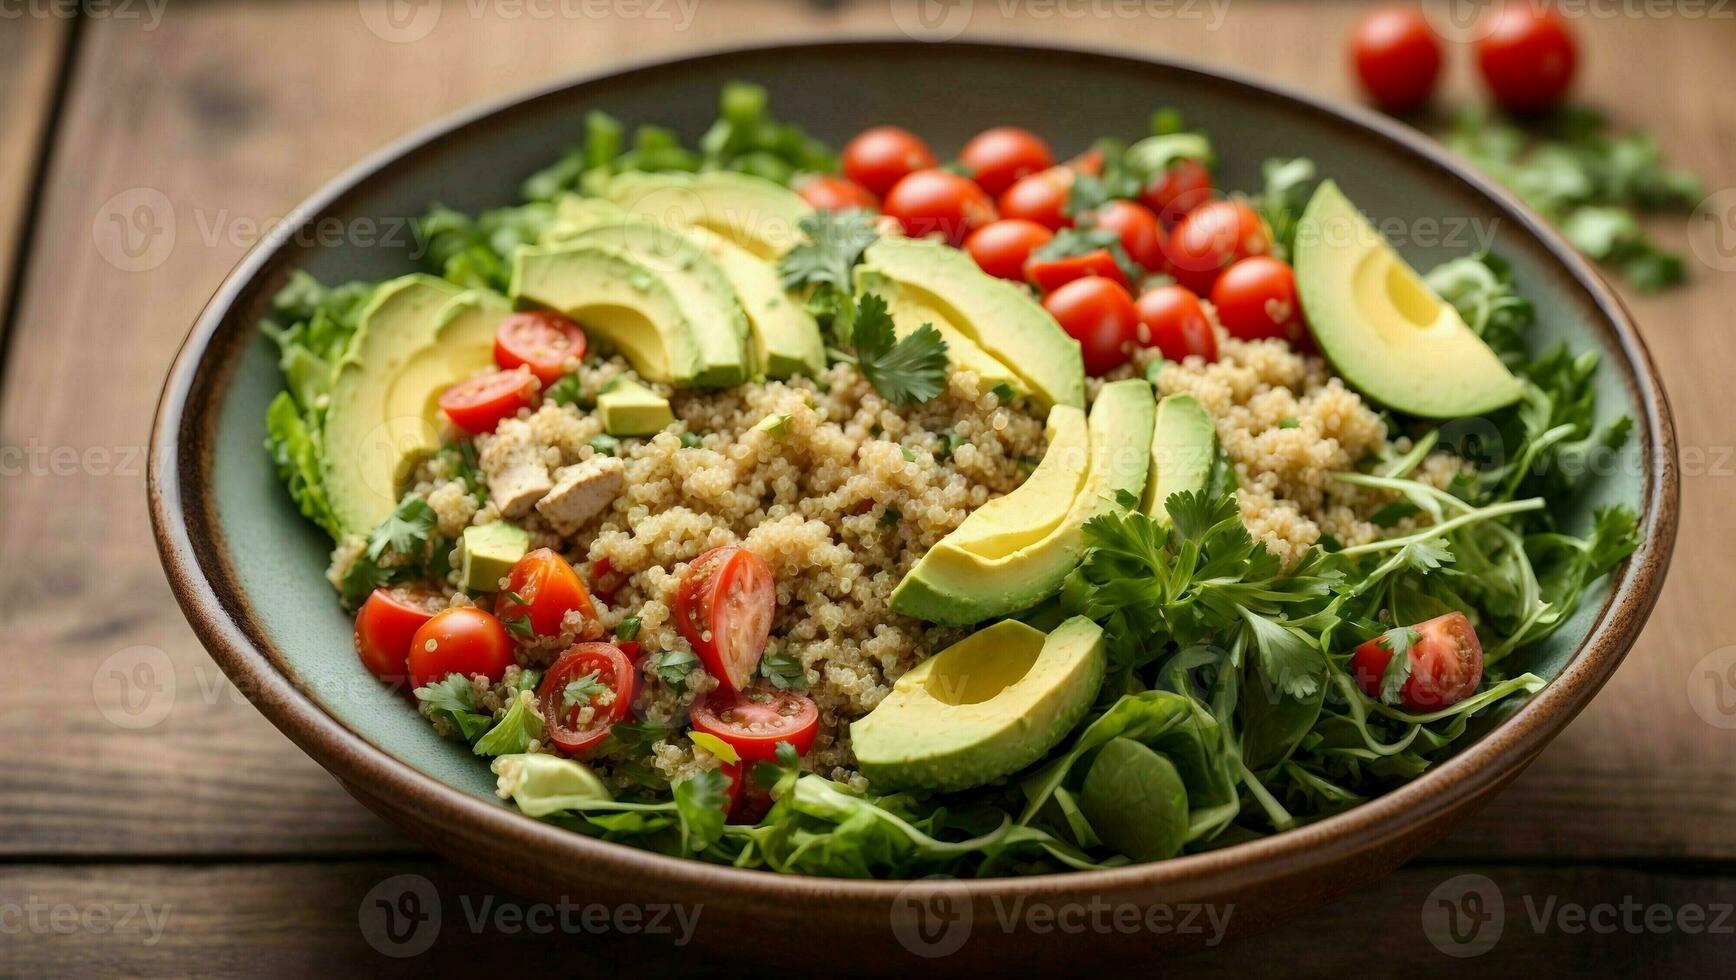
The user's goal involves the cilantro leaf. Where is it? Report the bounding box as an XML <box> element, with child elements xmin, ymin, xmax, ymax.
<box><xmin>561</xmin><ymin>669</ymin><xmax>612</xmax><ymax>711</ymax></box>
<box><xmin>778</xmin><ymin>209</ymin><xmax>880</xmax><ymax>294</ymax></box>
<box><xmin>366</xmin><ymin>497</ymin><xmax>436</xmax><ymax>561</ymax></box>
<box><xmin>652</xmin><ymin>649</ymin><xmax>700</xmax><ymax>689</ymax></box>
<box><xmin>672</xmin><ymin>768</ymin><xmax>730</xmax><ymax>852</ymax></box>
<box><xmin>848</xmin><ymin>293</ymin><xmax>949</xmax><ymax>405</ymax></box>
<box><xmin>1241</xmin><ymin>609</ymin><xmax>1325</xmax><ymax>700</ymax></box>
<box><xmin>759</xmin><ymin>652</ymin><xmax>807</xmax><ymax>691</ymax></box>
<box><xmin>413</xmin><ymin>675</ymin><xmax>492</xmax><ymax>742</ymax></box>
<box><xmin>1376</xmin><ymin>627</ymin><xmax>1421</xmax><ymax>705</ymax></box>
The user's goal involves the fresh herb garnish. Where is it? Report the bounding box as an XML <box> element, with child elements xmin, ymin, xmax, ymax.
<box><xmin>616</xmin><ymin>615</ymin><xmax>642</xmax><ymax>641</ymax></box>
<box><xmin>759</xmin><ymin>652</ymin><xmax>807</xmax><ymax>691</ymax></box>
<box><xmin>843</xmin><ymin>293</ymin><xmax>949</xmax><ymax>406</ymax></box>
<box><xmin>651</xmin><ymin>649</ymin><xmax>700</xmax><ymax>690</ymax></box>
<box><xmin>414</xmin><ymin>675</ymin><xmax>492</xmax><ymax>742</ymax></box>
<box><xmin>561</xmin><ymin>670</ymin><xmax>611</xmax><ymax>711</ymax></box>
<box><xmin>544</xmin><ymin>374</ymin><xmax>586</xmax><ymax>408</ymax></box>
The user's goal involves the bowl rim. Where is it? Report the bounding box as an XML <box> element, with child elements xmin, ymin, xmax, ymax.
<box><xmin>149</xmin><ymin>36</ymin><xmax>1678</xmax><ymax>901</ymax></box>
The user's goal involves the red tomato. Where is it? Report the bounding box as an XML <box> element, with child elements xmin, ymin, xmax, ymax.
<box><xmin>966</xmin><ymin>219</ymin><xmax>1054</xmax><ymax>281</ymax></box>
<box><xmin>998</xmin><ymin>168</ymin><xmax>1074</xmax><ymax>230</ymax></box>
<box><xmin>538</xmin><ymin>642</ymin><xmax>636</xmax><ymax>756</ymax></box>
<box><xmin>841</xmin><ymin>126</ymin><xmax>938</xmax><ymax>198</ymax></box>
<box><xmin>1042</xmin><ymin>277</ymin><xmax>1140</xmax><ymax>376</ymax></box>
<box><xmin>1352</xmin><ymin>612</ymin><xmax>1484</xmax><ymax>712</ymax></box>
<box><xmin>439</xmin><ymin>369</ymin><xmax>537</xmax><ymax>434</ymax></box>
<box><xmin>1165</xmin><ymin>200</ymin><xmax>1271</xmax><ymax>294</ymax></box>
<box><xmin>1476</xmin><ymin>3</ymin><xmax>1577</xmax><ymax>113</ymax></box>
<box><xmin>493</xmin><ymin>312</ymin><xmax>586</xmax><ymax>385</ymax></box>
<box><xmin>1135</xmin><ymin>285</ymin><xmax>1218</xmax><ymax>363</ymax></box>
<box><xmin>1140</xmin><ymin>157</ymin><xmax>1214</xmax><ymax>227</ymax></box>
<box><xmin>354</xmin><ymin>586</ymin><xmax>441</xmax><ymax>684</ymax></box>
<box><xmin>674</xmin><ymin>546</ymin><xmax>777</xmax><ymax>692</ymax></box>
<box><xmin>1025</xmin><ymin>250</ymin><xmax>1129</xmax><ymax>293</ymax></box>
<box><xmin>1210</xmin><ymin>256</ymin><xmax>1310</xmax><ymax>347</ymax></box>
<box><xmin>959</xmin><ymin>126</ymin><xmax>1055</xmax><ymax>197</ymax></box>
<box><xmin>588</xmin><ymin>557</ymin><xmax>627</xmax><ymax>605</ymax></box>
<box><xmin>882</xmin><ymin>169</ymin><xmax>997</xmax><ymax>246</ymax></box>
<box><xmin>406</xmin><ymin>607</ymin><xmax>515</xmax><ymax>689</ymax></box>
<box><xmin>691</xmin><ymin>688</ymin><xmax>820</xmax><ymax>763</ymax></box>
<box><xmin>1086</xmin><ymin>199</ymin><xmax>1167</xmax><ymax>271</ymax></box>
<box><xmin>1350</xmin><ymin>5</ymin><xmax>1444</xmax><ymax>113</ymax></box>
<box><xmin>494</xmin><ymin>548</ymin><xmax>596</xmax><ymax>638</ymax></box>
<box><xmin>1067</xmin><ymin>146</ymin><xmax>1106</xmax><ymax>177</ymax></box>
<box><xmin>718</xmin><ymin>761</ymin><xmax>774</xmax><ymax>824</ymax></box>
<box><xmin>795</xmin><ymin>174</ymin><xmax>878</xmax><ymax>212</ymax></box>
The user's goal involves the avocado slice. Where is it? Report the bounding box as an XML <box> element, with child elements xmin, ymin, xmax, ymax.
<box><xmin>682</xmin><ymin>226</ymin><xmax>825</xmax><ymax>379</ymax></box>
<box><xmin>458</xmin><ymin>522</ymin><xmax>530</xmax><ymax>592</ymax></box>
<box><xmin>323</xmin><ymin>275</ymin><xmax>511</xmax><ymax>536</ymax></box>
<box><xmin>599</xmin><ymin>170</ymin><xmax>813</xmax><ymax>260</ymax></box>
<box><xmin>851</xmin><ymin>617</ymin><xmax>1107</xmax><ymax>793</ymax></box>
<box><xmin>856</xmin><ymin>271</ymin><xmax>1024</xmax><ymax>397</ymax></box>
<box><xmin>891</xmin><ymin>379</ymin><xmax>1155</xmax><ymax>625</ymax></box>
<box><xmin>597</xmin><ymin>376</ymin><xmax>674</xmax><ymax>436</ymax></box>
<box><xmin>1293</xmin><ymin>181</ymin><xmax>1523</xmax><ymax>418</ymax></box>
<box><xmin>859</xmin><ymin>238</ymin><xmax>1085</xmax><ymax>410</ymax></box>
<box><xmin>1143</xmin><ymin>393</ymin><xmax>1217</xmax><ymax>519</ymax></box>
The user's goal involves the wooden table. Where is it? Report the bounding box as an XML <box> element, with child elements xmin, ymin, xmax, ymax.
<box><xmin>3</xmin><ymin>2</ymin><xmax>1733</xmax><ymax>975</ymax></box>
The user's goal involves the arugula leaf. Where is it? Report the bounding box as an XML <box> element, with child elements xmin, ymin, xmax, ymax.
<box><xmin>1424</xmin><ymin>252</ymin><xmax>1535</xmax><ymax>368</ymax></box>
<box><xmin>848</xmin><ymin>293</ymin><xmax>949</xmax><ymax>406</ymax></box>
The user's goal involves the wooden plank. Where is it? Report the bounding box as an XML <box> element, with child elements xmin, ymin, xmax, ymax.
<box><xmin>2</xmin><ymin>861</ymin><xmax>1732</xmax><ymax>976</ymax></box>
<box><xmin>0</xmin><ymin>15</ymin><xmax>70</xmax><ymax>338</ymax></box>
<box><xmin>2</xmin><ymin>0</ymin><xmax>1733</xmax><ymax>863</ymax></box>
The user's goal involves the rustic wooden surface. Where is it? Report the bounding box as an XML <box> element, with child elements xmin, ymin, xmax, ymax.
<box><xmin>2</xmin><ymin>1</ymin><xmax>1734</xmax><ymax>975</ymax></box>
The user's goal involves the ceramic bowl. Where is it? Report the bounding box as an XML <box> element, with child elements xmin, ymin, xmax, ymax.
<box><xmin>150</xmin><ymin>39</ymin><xmax>1677</xmax><ymax>971</ymax></box>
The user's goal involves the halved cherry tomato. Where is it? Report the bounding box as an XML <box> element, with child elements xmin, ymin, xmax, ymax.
<box><xmin>538</xmin><ymin>642</ymin><xmax>637</xmax><ymax>757</ymax></box>
<box><xmin>1026</xmin><ymin>250</ymin><xmax>1128</xmax><ymax>294</ymax></box>
<box><xmin>1350</xmin><ymin>5</ymin><xmax>1444</xmax><ymax>113</ymax></box>
<box><xmin>1476</xmin><ymin>3</ymin><xmax>1577</xmax><ymax>114</ymax></box>
<box><xmin>1135</xmin><ymin>285</ymin><xmax>1218</xmax><ymax>363</ymax></box>
<box><xmin>882</xmin><ymin>169</ymin><xmax>997</xmax><ymax>246</ymax></box>
<box><xmin>1140</xmin><ymin>157</ymin><xmax>1214</xmax><ymax>227</ymax></box>
<box><xmin>406</xmin><ymin>607</ymin><xmax>515</xmax><ymax>689</ymax></box>
<box><xmin>439</xmin><ymin>369</ymin><xmax>537</xmax><ymax>434</ymax></box>
<box><xmin>795</xmin><ymin>174</ymin><xmax>879</xmax><ymax>212</ymax></box>
<box><xmin>495</xmin><ymin>548</ymin><xmax>596</xmax><ymax>638</ymax></box>
<box><xmin>354</xmin><ymin>586</ymin><xmax>442</xmax><ymax>684</ymax></box>
<box><xmin>1165</xmin><ymin>200</ymin><xmax>1271</xmax><ymax>294</ymax></box>
<box><xmin>691</xmin><ymin>688</ymin><xmax>819</xmax><ymax>763</ymax></box>
<box><xmin>1042</xmin><ymin>277</ymin><xmax>1140</xmax><ymax>376</ymax></box>
<box><xmin>842</xmin><ymin>126</ymin><xmax>938</xmax><ymax>198</ymax></box>
<box><xmin>959</xmin><ymin>126</ymin><xmax>1054</xmax><ymax>197</ymax></box>
<box><xmin>674</xmin><ymin>546</ymin><xmax>777</xmax><ymax>692</ymax></box>
<box><xmin>1086</xmin><ymin>199</ymin><xmax>1167</xmax><ymax>272</ymax></box>
<box><xmin>1210</xmin><ymin>256</ymin><xmax>1311</xmax><ymax>347</ymax></box>
<box><xmin>966</xmin><ymin>219</ymin><xmax>1054</xmax><ymax>281</ymax></box>
<box><xmin>1352</xmin><ymin>612</ymin><xmax>1484</xmax><ymax>713</ymax></box>
<box><xmin>493</xmin><ymin>311</ymin><xmax>586</xmax><ymax>385</ymax></box>
<box><xmin>998</xmin><ymin>167</ymin><xmax>1074</xmax><ymax>230</ymax></box>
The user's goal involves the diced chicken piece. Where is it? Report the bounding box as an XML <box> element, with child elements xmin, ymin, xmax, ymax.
<box><xmin>479</xmin><ymin>419</ymin><xmax>552</xmax><ymax>519</ymax></box>
<box><xmin>536</xmin><ymin>456</ymin><xmax>625</xmax><ymax>535</ymax></box>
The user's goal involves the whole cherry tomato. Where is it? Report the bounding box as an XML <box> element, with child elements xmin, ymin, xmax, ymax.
<box><xmin>1350</xmin><ymin>5</ymin><xmax>1444</xmax><ymax>113</ymax></box>
<box><xmin>959</xmin><ymin>126</ymin><xmax>1055</xmax><ymax>197</ymax></box>
<box><xmin>1165</xmin><ymin>200</ymin><xmax>1271</xmax><ymax>294</ymax></box>
<box><xmin>966</xmin><ymin>219</ymin><xmax>1055</xmax><ymax>282</ymax></box>
<box><xmin>1139</xmin><ymin>157</ymin><xmax>1214</xmax><ymax>227</ymax></box>
<box><xmin>795</xmin><ymin>174</ymin><xmax>878</xmax><ymax>212</ymax></box>
<box><xmin>842</xmin><ymin>126</ymin><xmax>938</xmax><ymax>198</ymax></box>
<box><xmin>1476</xmin><ymin>3</ymin><xmax>1577</xmax><ymax>113</ymax></box>
<box><xmin>1135</xmin><ymin>285</ymin><xmax>1218</xmax><ymax>363</ymax></box>
<box><xmin>1042</xmin><ymin>277</ymin><xmax>1140</xmax><ymax>376</ymax></box>
<box><xmin>1210</xmin><ymin>256</ymin><xmax>1310</xmax><ymax>347</ymax></box>
<box><xmin>494</xmin><ymin>548</ymin><xmax>596</xmax><ymax>638</ymax></box>
<box><xmin>1086</xmin><ymin>199</ymin><xmax>1167</xmax><ymax>272</ymax></box>
<box><xmin>406</xmin><ymin>607</ymin><xmax>515</xmax><ymax>689</ymax></box>
<box><xmin>882</xmin><ymin>169</ymin><xmax>998</xmax><ymax>246</ymax></box>
<box><xmin>998</xmin><ymin>167</ymin><xmax>1074</xmax><ymax>231</ymax></box>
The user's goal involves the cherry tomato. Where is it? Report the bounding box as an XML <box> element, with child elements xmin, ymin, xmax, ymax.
<box><xmin>588</xmin><ymin>557</ymin><xmax>627</xmax><ymax>605</ymax></box>
<box><xmin>1135</xmin><ymin>285</ymin><xmax>1218</xmax><ymax>363</ymax></box>
<box><xmin>1210</xmin><ymin>256</ymin><xmax>1310</xmax><ymax>347</ymax></box>
<box><xmin>1140</xmin><ymin>157</ymin><xmax>1214</xmax><ymax>227</ymax></box>
<box><xmin>959</xmin><ymin>126</ymin><xmax>1055</xmax><ymax>197</ymax></box>
<box><xmin>882</xmin><ymin>169</ymin><xmax>998</xmax><ymax>246</ymax></box>
<box><xmin>795</xmin><ymin>174</ymin><xmax>879</xmax><ymax>212</ymax></box>
<box><xmin>1086</xmin><ymin>199</ymin><xmax>1167</xmax><ymax>271</ymax></box>
<box><xmin>1042</xmin><ymin>277</ymin><xmax>1140</xmax><ymax>376</ymax></box>
<box><xmin>406</xmin><ymin>607</ymin><xmax>515</xmax><ymax>689</ymax></box>
<box><xmin>691</xmin><ymin>688</ymin><xmax>820</xmax><ymax>763</ymax></box>
<box><xmin>493</xmin><ymin>311</ymin><xmax>586</xmax><ymax>385</ymax></box>
<box><xmin>439</xmin><ymin>369</ymin><xmax>537</xmax><ymax>434</ymax></box>
<box><xmin>998</xmin><ymin>168</ymin><xmax>1074</xmax><ymax>230</ymax></box>
<box><xmin>841</xmin><ymin>126</ymin><xmax>938</xmax><ymax>198</ymax></box>
<box><xmin>354</xmin><ymin>586</ymin><xmax>442</xmax><ymax>684</ymax></box>
<box><xmin>966</xmin><ymin>219</ymin><xmax>1055</xmax><ymax>281</ymax></box>
<box><xmin>494</xmin><ymin>548</ymin><xmax>596</xmax><ymax>638</ymax></box>
<box><xmin>1350</xmin><ymin>5</ymin><xmax>1444</xmax><ymax>113</ymax></box>
<box><xmin>538</xmin><ymin>642</ymin><xmax>637</xmax><ymax>756</ymax></box>
<box><xmin>1165</xmin><ymin>200</ymin><xmax>1271</xmax><ymax>294</ymax></box>
<box><xmin>718</xmin><ymin>761</ymin><xmax>774</xmax><ymax>824</ymax></box>
<box><xmin>1352</xmin><ymin>612</ymin><xmax>1484</xmax><ymax>713</ymax></box>
<box><xmin>1067</xmin><ymin>146</ymin><xmax>1106</xmax><ymax>177</ymax></box>
<box><xmin>674</xmin><ymin>546</ymin><xmax>777</xmax><ymax>692</ymax></box>
<box><xmin>1025</xmin><ymin>249</ymin><xmax>1129</xmax><ymax>293</ymax></box>
<box><xmin>1477</xmin><ymin>3</ymin><xmax>1577</xmax><ymax>113</ymax></box>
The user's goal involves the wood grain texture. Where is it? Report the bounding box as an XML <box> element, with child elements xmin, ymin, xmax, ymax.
<box><xmin>0</xmin><ymin>15</ymin><xmax>69</xmax><ymax>338</ymax></box>
<box><xmin>2</xmin><ymin>0</ymin><xmax>1733</xmax><ymax>875</ymax></box>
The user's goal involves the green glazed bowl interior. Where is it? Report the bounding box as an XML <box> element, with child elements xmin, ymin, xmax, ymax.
<box><xmin>152</xmin><ymin>39</ymin><xmax>1675</xmax><ymax>934</ymax></box>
